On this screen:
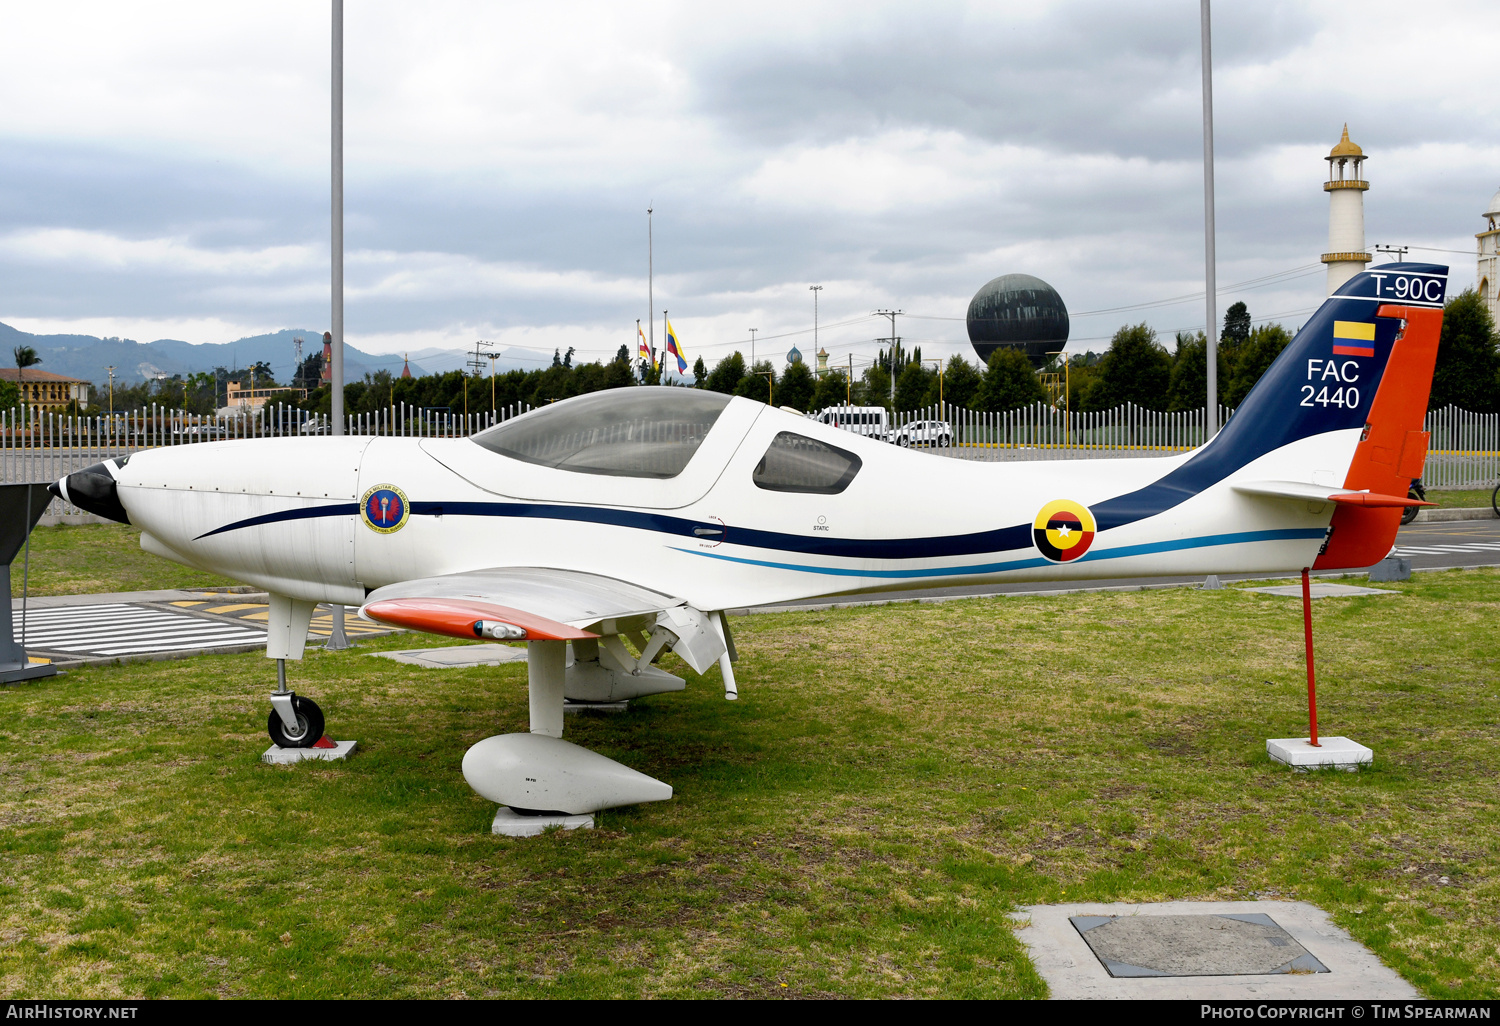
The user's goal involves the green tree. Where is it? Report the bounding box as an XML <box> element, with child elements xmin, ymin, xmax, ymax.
<box><xmin>811</xmin><ymin>370</ymin><xmax>849</xmax><ymax>412</ymax></box>
<box><xmin>0</xmin><ymin>379</ymin><xmax>18</xmax><ymax>410</ymax></box>
<box><xmin>1166</xmin><ymin>331</ymin><xmax>1230</xmax><ymax>413</ymax></box>
<box><xmin>860</xmin><ymin>365</ymin><xmax>892</xmax><ymax>409</ymax></box>
<box><xmin>706</xmin><ymin>352</ymin><xmax>746</xmax><ymax>395</ymax></box>
<box><xmin>939</xmin><ymin>355</ymin><xmax>982</xmax><ymax>411</ymax></box>
<box><xmin>778</xmin><ymin>361</ymin><xmax>816</xmax><ymax>411</ymax></box>
<box><xmin>1221</xmin><ymin>301</ymin><xmax>1251</xmax><ymax>348</ymax></box>
<box><xmin>1082</xmin><ymin>324</ymin><xmax>1171</xmax><ymax>412</ymax></box>
<box><xmin>974</xmin><ymin>348</ymin><xmax>1047</xmax><ymax>412</ymax></box>
<box><xmin>894</xmin><ymin>362</ymin><xmax>936</xmax><ymax>411</ymax></box>
<box><xmin>13</xmin><ymin>345</ymin><xmax>40</xmax><ymax>405</ymax></box>
<box><xmin>691</xmin><ymin>356</ymin><xmax>707</xmax><ymax>386</ymax></box>
<box><xmin>736</xmin><ymin>360</ymin><xmax>775</xmax><ymax>403</ymax></box>
<box><xmin>1430</xmin><ymin>288</ymin><xmax>1499</xmax><ymax>412</ymax></box>
<box><xmin>1223</xmin><ymin>323</ymin><xmax>1293</xmax><ymax>408</ymax></box>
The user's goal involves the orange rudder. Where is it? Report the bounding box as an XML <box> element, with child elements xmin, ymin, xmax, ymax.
<box><xmin>1313</xmin><ymin>305</ymin><xmax>1443</xmax><ymax>570</ymax></box>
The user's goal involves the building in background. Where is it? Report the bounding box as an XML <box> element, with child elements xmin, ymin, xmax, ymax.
<box><xmin>1322</xmin><ymin>125</ymin><xmax>1371</xmax><ymax>295</ymax></box>
<box><xmin>0</xmin><ymin>369</ymin><xmax>89</xmax><ymax>410</ymax></box>
<box><xmin>1478</xmin><ymin>187</ymin><xmax>1500</xmax><ymax>323</ymax></box>
<box><xmin>221</xmin><ymin>381</ymin><xmax>308</xmax><ymax>418</ymax></box>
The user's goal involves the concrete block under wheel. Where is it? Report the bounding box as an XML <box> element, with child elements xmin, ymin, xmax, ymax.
<box><xmin>491</xmin><ymin>807</ymin><xmax>595</xmax><ymax>837</ymax></box>
<box><xmin>262</xmin><ymin>739</ymin><xmax>357</xmax><ymax>764</ymax></box>
<box><xmin>1267</xmin><ymin>736</ymin><xmax>1371</xmax><ymax>771</ymax></box>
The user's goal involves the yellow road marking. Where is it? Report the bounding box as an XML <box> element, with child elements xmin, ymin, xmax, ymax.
<box><xmin>205</xmin><ymin>603</ymin><xmax>267</xmax><ymax>614</ymax></box>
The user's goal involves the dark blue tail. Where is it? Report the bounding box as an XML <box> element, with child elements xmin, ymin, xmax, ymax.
<box><xmin>1089</xmin><ymin>262</ymin><xmax>1448</xmax><ymax>532</ymax></box>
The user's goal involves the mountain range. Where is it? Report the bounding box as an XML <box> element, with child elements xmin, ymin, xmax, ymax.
<box><xmin>0</xmin><ymin>322</ymin><xmax>535</xmax><ymax>386</ymax></box>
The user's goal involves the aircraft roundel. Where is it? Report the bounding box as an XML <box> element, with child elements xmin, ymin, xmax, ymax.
<box><xmin>1032</xmin><ymin>499</ymin><xmax>1096</xmax><ymax>562</ymax></box>
<box><xmin>361</xmin><ymin>484</ymin><xmax>410</xmax><ymax>534</ymax></box>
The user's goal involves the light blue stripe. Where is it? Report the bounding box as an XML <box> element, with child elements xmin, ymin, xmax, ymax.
<box><xmin>674</xmin><ymin>527</ymin><xmax>1326</xmax><ymax>580</ymax></box>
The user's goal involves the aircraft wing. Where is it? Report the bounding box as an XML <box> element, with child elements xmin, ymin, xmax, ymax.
<box><xmin>359</xmin><ymin>567</ymin><xmax>684</xmax><ymax>644</ymax></box>
<box><xmin>1232</xmin><ymin>480</ymin><xmax>1431</xmax><ymax>508</ymax></box>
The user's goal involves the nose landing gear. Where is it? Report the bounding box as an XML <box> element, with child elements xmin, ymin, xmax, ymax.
<box><xmin>261</xmin><ymin>595</ymin><xmax>350</xmax><ymax>761</ymax></box>
<box><xmin>269</xmin><ymin>659</ymin><xmax>326</xmax><ymax>748</ymax></box>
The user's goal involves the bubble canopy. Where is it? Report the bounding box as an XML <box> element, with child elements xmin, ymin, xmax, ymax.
<box><xmin>471</xmin><ymin>388</ymin><xmax>732</xmax><ymax>479</ymax></box>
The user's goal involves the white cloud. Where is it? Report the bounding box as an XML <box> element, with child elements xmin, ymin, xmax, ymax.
<box><xmin>0</xmin><ymin>228</ymin><xmax>319</xmax><ymax>276</ymax></box>
<box><xmin>0</xmin><ymin>0</ymin><xmax>1496</xmax><ymax>366</ymax></box>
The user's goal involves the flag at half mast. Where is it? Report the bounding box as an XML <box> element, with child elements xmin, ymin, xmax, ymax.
<box><xmin>637</xmin><ymin>323</ymin><xmax>657</xmax><ymax>370</ymax></box>
<box><xmin>664</xmin><ymin>318</ymin><xmax>688</xmax><ymax>374</ymax></box>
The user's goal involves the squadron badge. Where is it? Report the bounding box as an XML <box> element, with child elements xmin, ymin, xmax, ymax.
<box><xmin>361</xmin><ymin>484</ymin><xmax>411</xmax><ymax>534</ymax></box>
<box><xmin>1032</xmin><ymin>499</ymin><xmax>1095</xmax><ymax>562</ymax></box>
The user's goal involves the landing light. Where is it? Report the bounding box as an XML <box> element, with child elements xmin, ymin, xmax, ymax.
<box><xmin>473</xmin><ymin>620</ymin><xmax>526</xmax><ymax>640</ymax></box>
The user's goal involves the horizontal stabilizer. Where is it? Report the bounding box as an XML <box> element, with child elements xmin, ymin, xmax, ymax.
<box><xmin>1233</xmin><ymin>481</ymin><xmax>1430</xmax><ymax>508</ymax></box>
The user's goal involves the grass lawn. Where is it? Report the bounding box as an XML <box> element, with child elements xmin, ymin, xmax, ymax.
<box><xmin>1</xmin><ymin>568</ymin><xmax>1497</xmax><ymax>999</ymax></box>
<box><xmin>1429</xmin><ymin>488</ymin><xmax>1498</xmax><ymax>510</ymax></box>
<box><xmin>11</xmin><ymin>524</ymin><xmax>236</xmax><ymax>597</ymax></box>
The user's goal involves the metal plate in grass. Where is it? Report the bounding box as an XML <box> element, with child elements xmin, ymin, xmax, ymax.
<box><xmin>1070</xmin><ymin>914</ymin><xmax>1330</xmax><ymax>977</ymax></box>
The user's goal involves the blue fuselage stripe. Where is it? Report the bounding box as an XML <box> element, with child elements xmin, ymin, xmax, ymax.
<box><xmin>194</xmin><ymin>498</ymin><xmax>1034</xmax><ymax>557</ymax></box>
<box><xmin>194</xmin><ymin>497</ymin><xmax>1323</xmax><ymax>579</ymax></box>
<box><xmin>673</xmin><ymin>528</ymin><xmax>1327</xmax><ymax>579</ymax></box>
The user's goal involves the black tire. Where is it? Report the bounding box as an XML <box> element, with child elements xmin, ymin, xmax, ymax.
<box><xmin>1401</xmin><ymin>489</ymin><xmax>1421</xmax><ymax>525</ymax></box>
<box><xmin>1492</xmin><ymin>482</ymin><xmax>1499</xmax><ymax>519</ymax></box>
<box><xmin>898</xmin><ymin>436</ymin><xmax>910</xmax><ymax>448</ymax></box>
<box><xmin>268</xmin><ymin>695</ymin><xmax>324</xmax><ymax>749</ymax></box>
<box><xmin>938</xmin><ymin>434</ymin><xmax>951</xmax><ymax>447</ymax></box>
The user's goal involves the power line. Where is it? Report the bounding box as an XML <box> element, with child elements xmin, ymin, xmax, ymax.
<box><xmin>902</xmin><ymin>263</ymin><xmax>1323</xmax><ymax>322</ymax></box>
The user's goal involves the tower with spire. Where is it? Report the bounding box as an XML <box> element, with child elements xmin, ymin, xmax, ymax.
<box><xmin>1322</xmin><ymin>125</ymin><xmax>1371</xmax><ymax>295</ymax></box>
<box><xmin>1478</xmin><ymin>188</ymin><xmax>1500</xmax><ymax>324</ymax></box>
<box><xmin>401</xmin><ymin>353</ymin><xmax>412</xmax><ymax>379</ymax></box>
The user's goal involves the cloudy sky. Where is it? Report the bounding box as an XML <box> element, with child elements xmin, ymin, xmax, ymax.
<box><xmin>1</xmin><ymin>0</ymin><xmax>1496</xmax><ymax>376</ymax></box>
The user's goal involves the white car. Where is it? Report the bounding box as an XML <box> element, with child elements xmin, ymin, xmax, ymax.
<box><xmin>889</xmin><ymin>419</ymin><xmax>952</xmax><ymax>447</ymax></box>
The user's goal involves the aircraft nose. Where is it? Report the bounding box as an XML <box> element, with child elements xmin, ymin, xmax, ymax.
<box><xmin>55</xmin><ymin>462</ymin><xmax>130</xmax><ymax>524</ymax></box>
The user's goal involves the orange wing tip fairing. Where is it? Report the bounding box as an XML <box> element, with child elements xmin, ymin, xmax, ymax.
<box><xmin>361</xmin><ymin>597</ymin><xmax>599</xmax><ymax>641</ymax></box>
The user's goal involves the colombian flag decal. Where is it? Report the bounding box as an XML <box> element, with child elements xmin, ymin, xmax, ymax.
<box><xmin>1033</xmin><ymin>499</ymin><xmax>1096</xmax><ymax>562</ymax></box>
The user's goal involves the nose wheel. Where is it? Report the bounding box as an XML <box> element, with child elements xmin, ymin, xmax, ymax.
<box><xmin>267</xmin><ymin>657</ymin><xmax>327</xmax><ymax>749</ymax></box>
<box><xmin>268</xmin><ymin>693</ymin><xmax>325</xmax><ymax>749</ymax></box>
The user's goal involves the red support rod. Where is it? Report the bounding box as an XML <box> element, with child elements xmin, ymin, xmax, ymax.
<box><xmin>1302</xmin><ymin>567</ymin><xmax>1320</xmax><ymax>747</ymax></box>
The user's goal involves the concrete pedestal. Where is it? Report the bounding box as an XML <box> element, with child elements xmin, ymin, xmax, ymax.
<box><xmin>1368</xmin><ymin>556</ymin><xmax>1411</xmax><ymax>582</ymax></box>
<box><xmin>1267</xmin><ymin>736</ymin><xmax>1371</xmax><ymax>772</ymax></box>
<box><xmin>491</xmin><ymin>807</ymin><xmax>594</xmax><ymax>837</ymax></box>
<box><xmin>261</xmin><ymin>739</ymin><xmax>357</xmax><ymax>764</ymax></box>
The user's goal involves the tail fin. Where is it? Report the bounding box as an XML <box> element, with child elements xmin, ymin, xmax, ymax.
<box><xmin>1311</xmin><ymin>265</ymin><xmax>1447</xmax><ymax>568</ymax></box>
<box><xmin>1089</xmin><ymin>263</ymin><xmax>1447</xmax><ymax>542</ymax></box>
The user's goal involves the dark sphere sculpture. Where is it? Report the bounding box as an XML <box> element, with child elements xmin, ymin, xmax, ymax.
<box><xmin>966</xmin><ymin>273</ymin><xmax>1069</xmax><ymax>368</ymax></box>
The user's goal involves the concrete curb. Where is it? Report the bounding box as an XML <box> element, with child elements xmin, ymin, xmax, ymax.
<box><xmin>1414</xmin><ymin>505</ymin><xmax>1495</xmax><ymax>522</ymax></box>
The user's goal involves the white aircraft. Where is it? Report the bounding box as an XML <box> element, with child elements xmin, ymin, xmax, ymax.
<box><xmin>52</xmin><ymin>264</ymin><xmax>1445</xmax><ymax>824</ymax></box>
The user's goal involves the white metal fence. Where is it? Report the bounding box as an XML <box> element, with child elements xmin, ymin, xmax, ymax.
<box><xmin>6</xmin><ymin>399</ymin><xmax>1497</xmax><ymax>519</ymax></box>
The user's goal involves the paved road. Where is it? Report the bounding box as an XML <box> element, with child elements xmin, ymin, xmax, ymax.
<box><xmin>13</xmin><ymin>591</ymin><xmax>394</xmax><ymax>667</ymax></box>
<box><xmin>742</xmin><ymin>516</ymin><xmax>1500</xmax><ymax>612</ymax></box>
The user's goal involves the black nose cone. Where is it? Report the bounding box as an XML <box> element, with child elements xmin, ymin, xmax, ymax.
<box><xmin>61</xmin><ymin>463</ymin><xmax>130</xmax><ymax>525</ymax></box>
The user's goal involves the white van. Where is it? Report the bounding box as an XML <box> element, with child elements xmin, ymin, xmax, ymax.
<box><xmin>812</xmin><ymin>406</ymin><xmax>890</xmax><ymax>439</ymax></box>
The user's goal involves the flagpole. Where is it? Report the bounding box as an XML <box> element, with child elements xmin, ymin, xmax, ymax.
<box><xmin>647</xmin><ymin>205</ymin><xmax>654</xmax><ymax>369</ymax></box>
<box><xmin>327</xmin><ymin>0</ymin><xmax>351</xmax><ymax>653</ymax></box>
<box><xmin>663</xmin><ymin>309</ymin><xmax>669</xmax><ymax>382</ymax></box>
